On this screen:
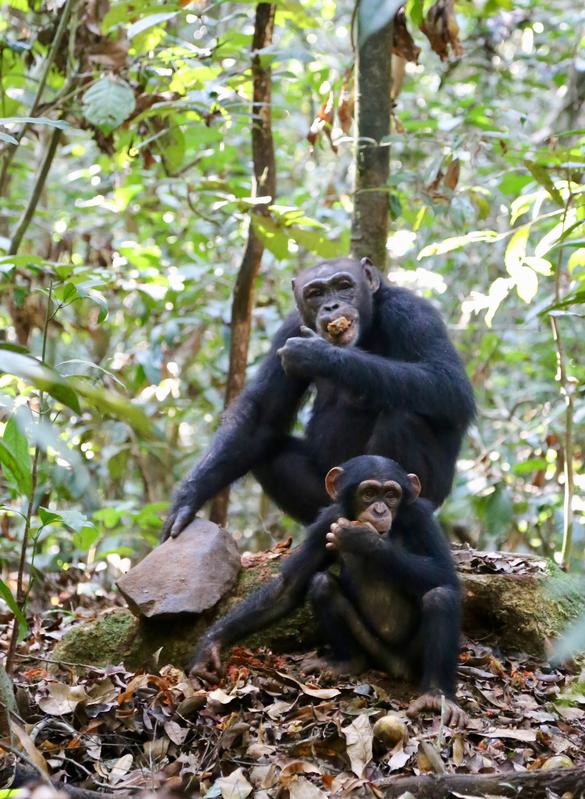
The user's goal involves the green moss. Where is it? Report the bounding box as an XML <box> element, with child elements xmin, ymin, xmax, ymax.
<box><xmin>52</xmin><ymin>608</ymin><xmax>139</xmax><ymax>668</ymax></box>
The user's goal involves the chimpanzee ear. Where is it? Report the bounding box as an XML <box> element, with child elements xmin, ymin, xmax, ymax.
<box><xmin>360</xmin><ymin>257</ymin><xmax>380</xmax><ymax>293</ymax></box>
<box><xmin>325</xmin><ymin>466</ymin><xmax>344</xmax><ymax>500</ymax></box>
<box><xmin>407</xmin><ymin>473</ymin><xmax>422</xmax><ymax>501</ymax></box>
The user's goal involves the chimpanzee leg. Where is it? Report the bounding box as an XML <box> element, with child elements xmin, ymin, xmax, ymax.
<box><xmin>417</xmin><ymin>586</ymin><xmax>461</xmax><ymax>698</ymax></box>
<box><xmin>307</xmin><ymin>572</ymin><xmax>405</xmax><ymax>675</ymax></box>
<box><xmin>253</xmin><ymin>436</ymin><xmax>328</xmax><ymax>523</ymax></box>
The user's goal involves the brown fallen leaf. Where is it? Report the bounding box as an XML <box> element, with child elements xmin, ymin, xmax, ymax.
<box><xmin>11</xmin><ymin>718</ymin><xmax>50</xmax><ymax>777</ymax></box>
<box><xmin>38</xmin><ymin>682</ymin><xmax>88</xmax><ymax>715</ymax></box>
<box><xmin>275</xmin><ymin>670</ymin><xmax>341</xmax><ymax>699</ymax></box>
<box><xmin>342</xmin><ymin>713</ymin><xmax>373</xmax><ymax>777</ymax></box>
<box><xmin>483</xmin><ymin>727</ymin><xmax>537</xmax><ymax>742</ymax></box>
<box><xmin>217</xmin><ymin>767</ymin><xmax>253</xmax><ymax>799</ymax></box>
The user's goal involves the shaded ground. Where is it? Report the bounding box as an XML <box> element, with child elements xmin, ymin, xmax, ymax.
<box><xmin>2</xmin><ymin>565</ymin><xmax>585</xmax><ymax>797</ymax></box>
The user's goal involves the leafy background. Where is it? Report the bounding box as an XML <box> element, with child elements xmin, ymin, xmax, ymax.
<box><xmin>0</xmin><ymin>0</ymin><xmax>583</xmax><ymax>614</ymax></box>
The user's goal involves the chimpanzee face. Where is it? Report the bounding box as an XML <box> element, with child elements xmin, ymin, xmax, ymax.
<box><xmin>352</xmin><ymin>479</ymin><xmax>403</xmax><ymax>534</ymax></box>
<box><xmin>292</xmin><ymin>257</ymin><xmax>380</xmax><ymax>347</ymax></box>
<box><xmin>324</xmin><ymin>456</ymin><xmax>422</xmax><ymax>534</ymax></box>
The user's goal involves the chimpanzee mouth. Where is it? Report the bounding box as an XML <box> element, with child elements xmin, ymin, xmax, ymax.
<box><xmin>324</xmin><ymin>316</ymin><xmax>359</xmax><ymax>347</ymax></box>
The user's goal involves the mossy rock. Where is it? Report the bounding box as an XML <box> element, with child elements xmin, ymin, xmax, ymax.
<box><xmin>53</xmin><ymin>556</ymin><xmax>316</xmax><ymax>671</ymax></box>
<box><xmin>52</xmin><ymin>549</ymin><xmax>584</xmax><ymax>671</ymax></box>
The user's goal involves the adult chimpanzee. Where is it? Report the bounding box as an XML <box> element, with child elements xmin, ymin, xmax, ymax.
<box><xmin>163</xmin><ymin>256</ymin><xmax>475</xmax><ymax>539</ymax></box>
<box><xmin>190</xmin><ymin>456</ymin><xmax>466</xmax><ymax>725</ymax></box>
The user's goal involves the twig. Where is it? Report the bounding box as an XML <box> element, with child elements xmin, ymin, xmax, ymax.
<box><xmin>551</xmin><ymin>184</ymin><xmax>575</xmax><ymax>569</ymax></box>
<box><xmin>5</xmin><ymin>283</ymin><xmax>52</xmax><ymax>673</ymax></box>
<box><xmin>8</xmin><ymin>126</ymin><xmax>62</xmax><ymax>255</ymax></box>
<box><xmin>209</xmin><ymin>2</ymin><xmax>277</xmax><ymax>526</ymax></box>
<box><xmin>0</xmin><ymin>741</ymin><xmax>51</xmax><ymax>785</ymax></box>
<box><xmin>0</xmin><ymin>0</ymin><xmax>76</xmax><ymax>195</ymax></box>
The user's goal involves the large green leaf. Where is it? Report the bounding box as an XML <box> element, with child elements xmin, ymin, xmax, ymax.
<box><xmin>1</xmin><ymin>416</ymin><xmax>32</xmax><ymax>496</ymax></box>
<box><xmin>71</xmin><ymin>379</ymin><xmax>156</xmax><ymax>439</ymax></box>
<box><xmin>0</xmin><ymin>349</ymin><xmax>80</xmax><ymax>412</ymax></box>
<box><xmin>82</xmin><ymin>77</ymin><xmax>136</xmax><ymax>131</ymax></box>
<box><xmin>0</xmin><ymin>578</ymin><xmax>27</xmax><ymax>640</ymax></box>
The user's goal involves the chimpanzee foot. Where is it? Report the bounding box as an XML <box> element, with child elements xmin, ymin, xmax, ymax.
<box><xmin>406</xmin><ymin>692</ymin><xmax>468</xmax><ymax>727</ymax></box>
<box><xmin>301</xmin><ymin>654</ymin><xmax>367</xmax><ymax>679</ymax></box>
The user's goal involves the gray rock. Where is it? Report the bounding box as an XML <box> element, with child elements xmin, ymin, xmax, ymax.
<box><xmin>117</xmin><ymin>519</ymin><xmax>241</xmax><ymax>618</ymax></box>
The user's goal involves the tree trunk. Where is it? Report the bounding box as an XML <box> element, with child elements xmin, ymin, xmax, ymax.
<box><xmin>350</xmin><ymin>18</ymin><xmax>393</xmax><ymax>269</ymax></box>
<box><xmin>210</xmin><ymin>3</ymin><xmax>276</xmax><ymax>526</ymax></box>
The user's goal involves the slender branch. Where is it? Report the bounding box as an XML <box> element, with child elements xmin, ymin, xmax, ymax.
<box><xmin>0</xmin><ymin>0</ymin><xmax>75</xmax><ymax>196</ymax></box>
<box><xmin>376</xmin><ymin>765</ymin><xmax>585</xmax><ymax>798</ymax></box>
<box><xmin>551</xmin><ymin>186</ymin><xmax>575</xmax><ymax>568</ymax></box>
<box><xmin>210</xmin><ymin>3</ymin><xmax>276</xmax><ymax>526</ymax></box>
<box><xmin>5</xmin><ymin>445</ymin><xmax>39</xmax><ymax>674</ymax></box>
<box><xmin>5</xmin><ymin>283</ymin><xmax>52</xmax><ymax>673</ymax></box>
<box><xmin>8</xmin><ymin>126</ymin><xmax>62</xmax><ymax>255</ymax></box>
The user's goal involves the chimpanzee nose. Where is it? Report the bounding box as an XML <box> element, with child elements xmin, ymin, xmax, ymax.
<box><xmin>324</xmin><ymin>301</ymin><xmax>339</xmax><ymax>313</ymax></box>
<box><xmin>373</xmin><ymin>503</ymin><xmax>386</xmax><ymax>516</ymax></box>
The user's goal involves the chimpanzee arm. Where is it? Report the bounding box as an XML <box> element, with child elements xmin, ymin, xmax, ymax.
<box><xmin>335</xmin><ymin>503</ymin><xmax>458</xmax><ymax>596</ymax></box>
<box><xmin>164</xmin><ymin>314</ymin><xmax>309</xmax><ymax>538</ymax></box>
<box><xmin>189</xmin><ymin>506</ymin><xmax>337</xmax><ymax>674</ymax></box>
<box><xmin>281</xmin><ymin>292</ymin><xmax>475</xmax><ymax>424</ymax></box>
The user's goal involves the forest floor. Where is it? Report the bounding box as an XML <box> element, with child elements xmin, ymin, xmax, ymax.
<box><xmin>2</xmin><ymin>569</ymin><xmax>585</xmax><ymax>798</ymax></box>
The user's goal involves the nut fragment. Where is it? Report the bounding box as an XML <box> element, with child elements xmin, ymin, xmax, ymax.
<box><xmin>327</xmin><ymin>316</ymin><xmax>351</xmax><ymax>336</ymax></box>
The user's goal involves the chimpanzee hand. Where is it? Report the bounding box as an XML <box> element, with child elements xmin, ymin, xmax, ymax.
<box><xmin>326</xmin><ymin>517</ymin><xmax>378</xmax><ymax>552</ymax></box>
<box><xmin>162</xmin><ymin>499</ymin><xmax>199</xmax><ymax>541</ymax></box>
<box><xmin>188</xmin><ymin>636</ymin><xmax>223</xmax><ymax>683</ymax></box>
<box><xmin>277</xmin><ymin>326</ymin><xmax>332</xmax><ymax>378</ymax></box>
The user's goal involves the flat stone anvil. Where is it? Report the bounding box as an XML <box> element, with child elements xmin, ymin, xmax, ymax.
<box><xmin>117</xmin><ymin>519</ymin><xmax>241</xmax><ymax>618</ymax></box>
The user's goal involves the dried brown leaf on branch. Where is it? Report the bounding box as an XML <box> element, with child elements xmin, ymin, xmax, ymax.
<box><xmin>443</xmin><ymin>157</ymin><xmax>460</xmax><ymax>190</ymax></box>
<box><xmin>307</xmin><ymin>91</ymin><xmax>337</xmax><ymax>153</ymax></box>
<box><xmin>393</xmin><ymin>7</ymin><xmax>421</xmax><ymax>63</ymax></box>
<box><xmin>420</xmin><ymin>0</ymin><xmax>463</xmax><ymax>61</ymax></box>
<box><xmin>338</xmin><ymin>69</ymin><xmax>354</xmax><ymax>135</ymax></box>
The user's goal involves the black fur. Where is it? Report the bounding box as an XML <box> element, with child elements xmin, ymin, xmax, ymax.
<box><xmin>190</xmin><ymin>456</ymin><xmax>462</xmax><ymax>700</ymax></box>
<box><xmin>164</xmin><ymin>257</ymin><xmax>475</xmax><ymax>537</ymax></box>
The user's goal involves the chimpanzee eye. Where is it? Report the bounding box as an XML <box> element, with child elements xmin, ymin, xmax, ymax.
<box><xmin>305</xmin><ymin>287</ymin><xmax>323</xmax><ymax>300</ymax></box>
<box><xmin>362</xmin><ymin>490</ymin><xmax>376</xmax><ymax>502</ymax></box>
<box><xmin>338</xmin><ymin>280</ymin><xmax>353</xmax><ymax>290</ymax></box>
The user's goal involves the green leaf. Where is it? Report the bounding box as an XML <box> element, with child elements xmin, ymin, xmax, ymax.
<box><xmin>127</xmin><ymin>11</ymin><xmax>176</xmax><ymax>38</ymax></box>
<box><xmin>0</xmin><ymin>116</ymin><xmax>69</xmax><ymax>129</ymax></box>
<box><xmin>1</xmin><ymin>416</ymin><xmax>32</xmax><ymax>495</ymax></box>
<box><xmin>504</xmin><ymin>225</ymin><xmax>529</xmax><ymax>274</ymax></box>
<box><xmin>0</xmin><ymin>131</ymin><xmax>18</xmax><ymax>145</ymax></box>
<box><xmin>159</xmin><ymin>125</ymin><xmax>185</xmax><ymax>173</ymax></box>
<box><xmin>82</xmin><ymin>77</ymin><xmax>136</xmax><ymax>131</ymax></box>
<box><xmin>554</xmin><ymin>614</ymin><xmax>585</xmax><ymax>662</ymax></box>
<box><xmin>39</xmin><ymin>507</ymin><xmax>63</xmax><ymax>525</ymax></box>
<box><xmin>0</xmin><ymin>578</ymin><xmax>27</xmax><ymax>639</ymax></box>
<box><xmin>418</xmin><ymin>230</ymin><xmax>506</xmax><ymax>259</ymax></box>
<box><xmin>524</xmin><ymin>160</ymin><xmax>564</xmax><ymax>207</ymax></box>
<box><xmin>252</xmin><ymin>216</ymin><xmax>290</xmax><ymax>260</ymax></box>
<box><xmin>71</xmin><ymin>379</ymin><xmax>156</xmax><ymax>438</ymax></box>
<box><xmin>358</xmin><ymin>0</ymin><xmax>403</xmax><ymax>47</ymax></box>
<box><xmin>0</xmin><ymin>440</ymin><xmax>30</xmax><ymax>496</ymax></box>
<box><xmin>0</xmin><ymin>350</ymin><xmax>81</xmax><ymax>412</ymax></box>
